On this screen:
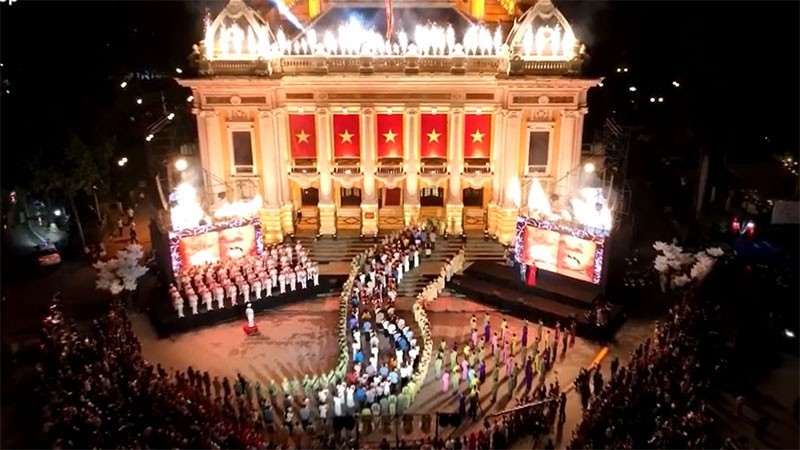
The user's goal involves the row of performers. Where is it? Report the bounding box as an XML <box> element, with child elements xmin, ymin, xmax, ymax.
<box><xmin>325</xmin><ymin>229</ymin><xmax>426</xmax><ymax>415</ymax></box>
<box><xmin>170</xmin><ymin>243</ymin><xmax>318</xmax><ymax>317</ymax></box>
<box><xmin>349</xmin><ymin>229</ymin><xmax>426</xmax><ymax>310</ymax></box>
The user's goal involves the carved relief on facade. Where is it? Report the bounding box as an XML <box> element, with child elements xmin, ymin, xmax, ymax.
<box><xmin>227</xmin><ymin>109</ymin><xmax>252</xmax><ymax>122</ymax></box>
<box><xmin>418</xmin><ymin>175</ymin><xmax>449</xmax><ymax>189</ymax></box>
<box><xmin>375</xmin><ymin>174</ymin><xmax>406</xmax><ymax>189</ymax></box>
<box><xmin>530</xmin><ymin>109</ymin><xmax>552</xmax><ymax>122</ymax></box>
<box><xmin>512</xmin><ymin>95</ymin><xmax>576</xmax><ymax>105</ymax></box>
<box><xmin>462</xmin><ymin>173</ymin><xmax>493</xmax><ymax>189</ymax></box>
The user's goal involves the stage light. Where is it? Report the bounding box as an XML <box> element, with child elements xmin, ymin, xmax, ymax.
<box><xmin>616</xmin><ymin>68</ymin><xmax>621</xmax><ymax>73</ymax></box>
<box><xmin>174</xmin><ymin>158</ymin><xmax>188</xmax><ymax>172</ymax></box>
<box><xmin>597</xmin><ymin>82</ymin><xmax>604</xmax><ymax>87</ymax></box>
<box><xmin>187</xmin><ymin>95</ymin><xmax>194</xmax><ymax>102</ymax></box>
<box><xmin>120</xmin><ymin>81</ymin><xmax>128</xmax><ymax>88</ymax></box>
<box><xmin>136</xmin><ymin>98</ymin><xmax>143</xmax><ymax>105</ymax></box>
<box><xmin>53</xmin><ymin>209</ymin><xmax>62</xmax><ymax>217</ymax></box>
<box><xmin>623</xmin><ymin>68</ymin><xmax>628</xmax><ymax>72</ymax></box>
<box><xmin>122</xmin><ymin>157</ymin><xmax>128</xmax><ymax>163</ymax></box>
<box><xmin>118</xmin><ymin>159</ymin><xmax>126</xmax><ymax>167</ymax></box>
<box><xmin>658</xmin><ymin>97</ymin><xmax>664</xmax><ymax>103</ymax></box>
<box><xmin>146</xmin><ymin>134</ymin><xmax>154</xmax><ymax>142</ymax></box>
<box><xmin>168</xmin><ymin>113</ymin><xmax>175</xmax><ymax>120</ymax></box>
<box><xmin>650</xmin><ymin>97</ymin><xmax>655</xmax><ymax>103</ymax></box>
<box><xmin>785</xmin><ymin>329</ymin><xmax>796</xmax><ymax>339</ymax></box>
<box><xmin>672</xmin><ymin>81</ymin><xmax>680</xmax><ymax>87</ymax></box>
<box><xmin>583</xmin><ymin>162</ymin><xmax>596</xmax><ymax>173</ymax></box>
<box><xmin>629</xmin><ymin>86</ymin><xmax>637</xmax><ymax>92</ymax></box>
<box><xmin>175</xmin><ymin>68</ymin><xmax>183</xmax><ymax>74</ymax></box>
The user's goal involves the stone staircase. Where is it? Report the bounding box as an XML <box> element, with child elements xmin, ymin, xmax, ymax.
<box><xmin>303</xmin><ymin>235</ymin><xmax>506</xmax><ymax>299</ymax></box>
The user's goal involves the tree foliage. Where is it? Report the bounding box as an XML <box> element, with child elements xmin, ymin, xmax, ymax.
<box><xmin>26</xmin><ymin>130</ymin><xmax>113</xmax><ymax>198</ymax></box>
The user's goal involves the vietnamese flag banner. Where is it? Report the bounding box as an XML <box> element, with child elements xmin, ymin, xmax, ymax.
<box><xmin>420</xmin><ymin>113</ymin><xmax>448</xmax><ymax>159</ymax></box>
<box><xmin>376</xmin><ymin>113</ymin><xmax>404</xmax><ymax>158</ymax></box>
<box><xmin>288</xmin><ymin>114</ymin><xmax>317</xmax><ymax>159</ymax></box>
<box><xmin>463</xmin><ymin>113</ymin><xmax>493</xmax><ymax>159</ymax></box>
<box><xmin>332</xmin><ymin>114</ymin><xmax>361</xmax><ymax>159</ymax></box>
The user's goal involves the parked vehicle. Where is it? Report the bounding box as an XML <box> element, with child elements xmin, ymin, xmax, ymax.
<box><xmin>35</xmin><ymin>243</ymin><xmax>61</xmax><ymax>267</ymax></box>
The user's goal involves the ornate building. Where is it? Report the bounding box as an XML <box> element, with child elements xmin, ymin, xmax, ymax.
<box><xmin>179</xmin><ymin>0</ymin><xmax>599</xmax><ymax>244</ymax></box>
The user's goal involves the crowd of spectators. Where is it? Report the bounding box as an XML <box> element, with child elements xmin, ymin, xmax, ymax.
<box><xmin>568</xmin><ymin>298</ymin><xmax>724</xmax><ymax>449</ymax></box>
<box><xmin>38</xmin><ymin>297</ymin><xmax>263</xmax><ymax>449</ymax></box>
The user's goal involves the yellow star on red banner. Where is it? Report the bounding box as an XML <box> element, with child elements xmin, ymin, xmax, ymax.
<box><xmin>427</xmin><ymin>129</ymin><xmax>441</xmax><ymax>143</ymax></box>
<box><xmin>470</xmin><ymin>129</ymin><xmax>485</xmax><ymax>143</ymax></box>
<box><xmin>296</xmin><ymin>129</ymin><xmax>310</xmax><ymax>144</ymax></box>
<box><xmin>339</xmin><ymin>129</ymin><xmax>354</xmax><ymax>144</ymax></box>
<box><xmin>383</xmin><ymin>129</ymin><xmax>397</xmax><ymax>143</ymax></box>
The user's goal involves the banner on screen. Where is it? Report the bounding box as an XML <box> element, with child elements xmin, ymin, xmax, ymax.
<box><xmin>180</xmin><ymin>231</ymin><xmax>221</xmax><ymax>267</ymax></box>
<box><xmin>218</xmin><ymin>225</ymin><xmax>257</xmax><ymax>262</ymax></box>
<box><xmin>515</xmin><ymin>217</ymin><xmax>606</xmax><ymax>285</ymax></box>
<box><xmin>169</xmin><ymin>216</ymin><xmax>264</xmax><ymax>275</ymax></box>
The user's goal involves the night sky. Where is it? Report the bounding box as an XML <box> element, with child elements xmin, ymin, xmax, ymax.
<box><xmin>1</xmin><ymin>0</ymin><xmax>798</xmax><ymax>187</ymax></box>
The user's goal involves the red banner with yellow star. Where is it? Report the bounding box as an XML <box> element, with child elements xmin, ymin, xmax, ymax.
<box><xmin>332</xmin><ymin>114</ymin><xmax>361</xmax><ymax>159</ymax></box>
<box><xmin>420</xmin><ymin>113</ymin><xmax>448</xmax><ymax>159</ymax></box>
<box><xmin>288</xmin><ymin>114</ymin><xmax>316</xmax><ymax>159</ymax></box>
<box><xmin>463</xmin><ymin>113</ymin><xmax>492</xmax><ymax>159</ymax></box>
<box><xmin>376</xmin><ymin>113</ymin><xmax>403</xmax><ymax>159</ymax></box>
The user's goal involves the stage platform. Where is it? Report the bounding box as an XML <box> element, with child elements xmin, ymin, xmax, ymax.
<box><xmin>147</xmin><ymin>275</ymin><xmax>346</xmax><ymax>338</ymax></box>
<box><xmin>449</xmin><ymin>262</ymin><xmax>624</xmax><ymax>341</ymax></box>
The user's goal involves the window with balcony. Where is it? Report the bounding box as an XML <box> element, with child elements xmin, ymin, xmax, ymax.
<box><xmin>463</xmin><ymin>188</ymin><xmax>484</xmax><ymax>207</ymax></box>
<box><xmin>340</xmin><ymin>187</ymin><xmax>362</xmax><ymax>207</ymax></box>
<box><xmin>527</xmin><ymin>130</ymin><xmax>550</xmax><ymax>175</ymax></box>
<box><xmin>420</xmin><ymin>187</ymin><xmax>445</xmax><ymax>207</ymax></box>
<box><xmin>231</xmin><ymin>130</ymin><xmax>255</xmax><ymax>175</ymax></box>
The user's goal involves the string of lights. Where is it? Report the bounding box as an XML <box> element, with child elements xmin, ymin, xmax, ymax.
<box><xmin>118</xmin><ymin>67</ymin><xmax>193</xmax><ymax>144</ymax></box>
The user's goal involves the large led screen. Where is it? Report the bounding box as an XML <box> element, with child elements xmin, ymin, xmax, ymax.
<box><xmin>180</xmin><ymin>231</ymin><xmax>221</xmax><ymax>267</ymax></box>
<box><xmin>169</xmin><ymin>217</ymin><xmax>264</xmax><ymax>276</ymax></box>
<box><xmin>515</xmin><ymin>217</ymin><xmax>606</xmax><ymax>285</ymax></box>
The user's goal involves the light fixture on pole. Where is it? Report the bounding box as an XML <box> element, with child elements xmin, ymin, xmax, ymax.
<box><xmin>583</xmin><ymin>162</ymin><xmax>596</xmax><ymax>173</ymax></box>
<box><xmin>174</xmin><ymin>158</ymin><xmax>188</xmax><ymax>172</ymax></box>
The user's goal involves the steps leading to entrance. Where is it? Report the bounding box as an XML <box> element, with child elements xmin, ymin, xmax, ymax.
<box><xmin>302</xmin><ymin>236</ymin><xmax>506</xmax><ymax>299</ymax></box>
<box><xmin>304</xmin><ymin>236</ymin><xmax>506</xmax><ymax>265</ymax></box>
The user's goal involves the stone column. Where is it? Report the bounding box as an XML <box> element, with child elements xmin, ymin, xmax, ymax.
<box><xmin>557</xmin><ymin>110</ymin><xmax>579</xmax><ymax>196</ymax></box>
<box><xmin>446</xmin><ymin>108</ymin><xmax>465</xmax><ymax>235</ymax></box>
<box><xmin>202</xmin><ymin>110</ymin><xmax>228</xmax><ymax>207</ymax></box>
<box><xmin>403</xmin><ymin>108</ymin><xmax>421</xmax><ymax>227</ymax></box>
<box><xmin>360</xmin><ymin>108</ymin><xmax>379</xmax><ymax>235</ymax></box>
<box><xmin>273</xmin><ymin>108</ymin><xmax>294</xmax><ymax>234</ymax></box>
<box><xmin>572</xmin><ymin>108</ymin><xmax>588</xmax><ymax>194</ymax></box>
<box><xmin>256</xmin><ymin>110</ymin><xmax>284</xmax><ymax>243</ymax></box>
<box><xmin>316</xmin><ymin>107</ymin><xmax>336</xmax><ymax>236</ymax></box>
<box><xmin>194</xmin><ymin>109</ymin><xmax>212</xmax><ymax>204</ymax></box>
<box><xmin>497</xmin><ymin>110</ymin><xmax>522</xmax><ymax>245</ymax></box>
<box><xmin>487</xmin><ymin>110</ymin><xmax>507</xmax><ymax>235</ymax></box>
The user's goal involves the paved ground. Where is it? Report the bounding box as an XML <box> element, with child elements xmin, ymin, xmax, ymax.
<box><xmin>132</xmin><ymin>294</ymin><xmax>653</xmax><ymax>448</ymax></box>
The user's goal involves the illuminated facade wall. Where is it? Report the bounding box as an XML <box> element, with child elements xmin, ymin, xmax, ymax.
<box><xmin>178</xmin><ymin>0</ymin><xmax>598</xmax><ymax>243</ymax></box>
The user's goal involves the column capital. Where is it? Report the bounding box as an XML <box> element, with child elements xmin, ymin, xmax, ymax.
<box><xmin>200</xmin><ymin>110</ymin><xmax>219</xmax><ymax>119</ymax></box>
<box><xmin>450</xmin><ymin>108</ymin><xmax>464</xmax><ymax>115</ymax></box>
<box><xmin>315</xmin><ymin>107</ymin><xmax>330</xmax><ymax>116</ymax></box>
<box><xmin>506</xmin><ymin>110</ymin><xmax>522</xmax><ymax>120</ymax></box>
<box><xmin>561</xmin><ymin>110</ymin><xmax>581</xmax><ymax>119</ymax></box>
<box><xmin>360</xmin><ymin>107</ymin><xmax>375</xmax><ymax>116</ymax></box>
<box><xmin>405</xmin><ymin>108</ymin><xmax>420</xmax><ymax>116</ymax></box>
<box><xmin>273</xmin><ymin>107</ymin><xmax>287</xmax><ymax>117</ymax></box>
<box><xmin>258</xmin><ymin>110</ymin><xmax>274</xmax><ymax>119</ymax></box>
